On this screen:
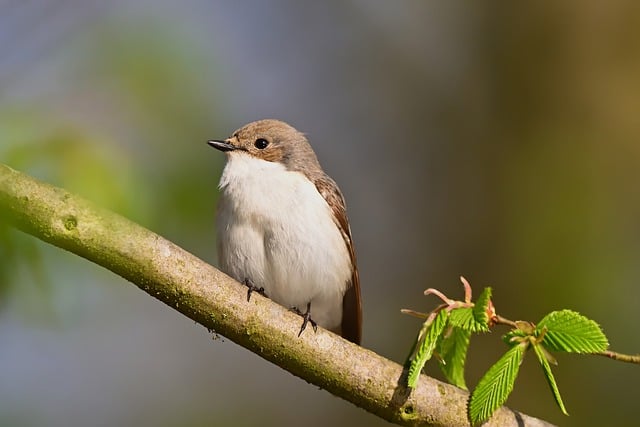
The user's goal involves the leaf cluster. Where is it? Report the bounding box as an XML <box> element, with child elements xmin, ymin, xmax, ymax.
<box><xmin>404</xmin><ymin>280</ymin><xmax>610</xmax><ymax>425</ymax></box>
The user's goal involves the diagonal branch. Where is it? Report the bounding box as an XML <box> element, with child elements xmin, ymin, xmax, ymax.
<box><xmin>0</xmin><ymin>164</ymin><xmax>554</xmax><ymax>427</ymax></box>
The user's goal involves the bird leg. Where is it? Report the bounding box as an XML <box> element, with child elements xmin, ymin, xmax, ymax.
<box><xmin>291</xmin><ymin>302</ymin><xmax>318</xmax><ymax>336</ymax></box>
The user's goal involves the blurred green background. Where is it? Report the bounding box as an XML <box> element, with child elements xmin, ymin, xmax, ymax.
<box><xmin>1</xmin><ymin>2</ymin><xmax>639</xmax><ymax>426</ymax></box>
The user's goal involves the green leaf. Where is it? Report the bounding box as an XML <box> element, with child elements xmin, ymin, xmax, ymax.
<box><xmin>537</xmin><ymin>310</ymin><xmax>609</xmax><ymax>353</ymax></box>
<box><xmin>468</xmin><ymin>342</ymin><xmax>527</xmax><ymax>426</ymax></box>
<box><xmin>533</xmin><ymin>343</ymin><xmax>568</xmax><ymax>415</ymax></box>
<box><xmin>407</xmin><ymin>310</ymin><xmax>449</xmax><ymax>388</ymax></box>
<box><xmin>449</xmin><ymin>307</ymin><xmax>489</xmax><ymax>333</ymax></box>
<box><xmin>472</xmin><ymin>287</ymin><xmax>493</xmax><ymax>328</ymax></box>
<box><xmin>437</xmin><ymin>326</ymin><xmax>471</xmax><ymax>389</ymax></box>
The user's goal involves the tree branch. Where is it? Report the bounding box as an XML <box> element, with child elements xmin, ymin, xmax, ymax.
<box><xmin>0</xmin><ymin>164</ymin><xmax>554</xmax><ymax>427</ymax></box>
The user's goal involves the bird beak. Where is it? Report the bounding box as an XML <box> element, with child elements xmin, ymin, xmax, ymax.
<box><xmin>207</xmin><ymin>139</ymin><xmax>237</xmax><ymax>152</ymax></box>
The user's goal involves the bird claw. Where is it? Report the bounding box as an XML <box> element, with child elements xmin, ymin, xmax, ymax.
<box><xmin>291</xmin><ymin>302</ymin><xmax>317</xmax><ymax>336</ymax></box>
<box><xmin>243</xmin><ymin>278</ymin><xmax>266</xmax><ymax>302</ymax></box>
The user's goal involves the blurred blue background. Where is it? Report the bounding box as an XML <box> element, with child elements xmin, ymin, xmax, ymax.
<box><xmin>1</xmin><ymin>1</ymin><xmax>639</xmax><ymax>426</ymax></box>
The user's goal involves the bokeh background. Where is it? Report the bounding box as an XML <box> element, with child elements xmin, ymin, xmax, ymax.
<box><xmin>1</xmin><ymin>1</ymin><xmax>639</xmax><ymax>426</ymax></box>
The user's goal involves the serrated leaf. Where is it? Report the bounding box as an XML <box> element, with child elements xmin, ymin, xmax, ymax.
<box><xmin>472</xmin><ymin>287</ymin><xmax>492</xmax><ymax>328</ymax></box>
<box><xmin>407</xmin><ymin>310</ymin><xmax>449</xmax><ymax>388</ymax></box>
<box><xmin>468</xmin><ymin>342</ymin><xmax>527</xmax><ymax>426</ymax></box>
<box><xmin>533</xmin><ymin>343</ymin><xmax>568</xmax><ymax>415</ymax></box>
<box><xmin>538</xmin><ymin>310</ymin><xmax>609</xmax><ymax>353</ymax></box>
<box><xmin>449</xmin><ymin>307</ymin><xmax>489</xmax><ymax>333</ymax></box>
<box><xmin>437</xmin><ymin>327</ymin><xmax>471</xmax><ymax>389</ymax></box>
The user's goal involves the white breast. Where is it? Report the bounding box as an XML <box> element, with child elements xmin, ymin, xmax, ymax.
<box><xmin>216</xmin><ymin>152</ymin><xmax>352</xmax><ymax>330</ymax></box>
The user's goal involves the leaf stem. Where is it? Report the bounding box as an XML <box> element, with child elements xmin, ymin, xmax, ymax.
<box><xmin>492</xmin><ymin>314</ymin><xmax>519</xmax><ymax>329</ymax></box>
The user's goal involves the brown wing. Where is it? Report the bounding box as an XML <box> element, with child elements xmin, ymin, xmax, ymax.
<box><xmin>315</xmin><ymin>176</ymin><xmax>362</xmax><ymax>345</ymax></box>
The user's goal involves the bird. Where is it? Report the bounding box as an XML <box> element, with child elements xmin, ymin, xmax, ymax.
<box><xmin>208</xmin><ymin>119</ymin><xmax>362</xmax><ymax>344</ymax></box>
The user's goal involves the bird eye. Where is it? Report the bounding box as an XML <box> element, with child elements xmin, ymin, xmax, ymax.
<box><xmin>254</xmin><ymin>138</ymin><xmax>269</xmax><ymax>149</ymax></box>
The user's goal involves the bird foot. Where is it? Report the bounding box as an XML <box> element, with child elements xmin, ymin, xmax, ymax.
<box><xmin>290</xmin><ymin>302</ymin><xmax>318</xmax><ymax>336</ymax></box>
<box><xmin>243</xmin><ymin>278</ymin><xmax>266</xmax><ymax>302</ymax></box>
